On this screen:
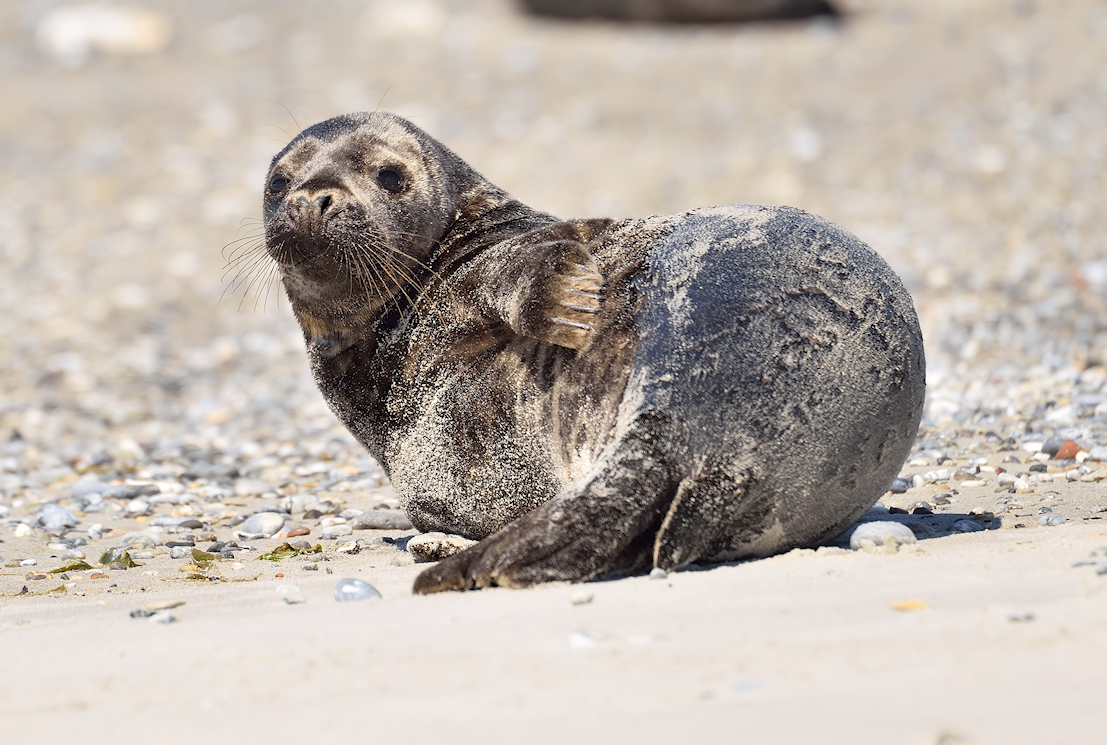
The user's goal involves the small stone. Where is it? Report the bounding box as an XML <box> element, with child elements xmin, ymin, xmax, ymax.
<box><xmin>283</xmin><ymin>595</ymin><xmax>306</xmax><ymax>605</ymax></box>
<box><xmin>407</xmin><ymin>532</ymin><xmax>477</xmax><ymax>562</ymax></box>
<box><xmin>1039</xmin><ymin>514</ymin><xmax>1067</xmax><ymax>526</ymax></box>
<box><xmin>63</xmin><ymin>548</ymin><xmax>85</xmax><ymax>560</ymax></box>
<box><xmin>109</xmin><ymin>561</ymin><xmax>129</xmax><ymax>570</ymax></box>
<box><xmin>70</xmin><ymin>478</ymin><xmax>109</xmax><ymax>499</ymax></box>
<box><xmin>570</xmin><ymin>590</ymin><xmax>594</xmax><ymax>605</ymax></box>
<box><xmin>1086</xmin><ymin>446</ymin><xmax>1107</xmax><ymax>462</ymax></box>
<box><xmin>889</xmin><ymin>478</ymin><xmax>910</xmax><ymax>494</ymax></box>
<box><xmin>849</xmin><ymin>521</ymin><xmax>917</xmax><ymax>550</ymax></box>
<box><xmin>352</xmin><ymin>511</ymin><xmax>414</xmax><ymax>530</ymax></box>
<box><xmin>302</xmin><ymin>563</ymin><xmax>318</xmax><ymax>571</ymax></box>
<box><xmin>234</xmin><ymin>512</ymin><xmax>286</xmax><ymax>539</ymax></box>
<box><xmin>25</xmin><ymin>572</ymin><xmax>47</xmax><ymax>580</ymax></box>
<box><xmin>119</xmin><ymin>531</ymin><xmax>163</xmax><ymax>548</ymax></box>
<box><xmin>334</xmin><ymin>577</ymin><xmax>382</xmax><ymax>602</ymax></box>
<box><xmin>1040</xmin><ymin>435</ymin><xmax>1065</xmax><ymax>457</ymax></box>
<box><xmin>149</xmin><ymin>612</ymin><xmax>177</xmax><ymax>624</ymax></box>
<box><xmin>87</xmin><ymin>523</ymin><xmax>104</xmax><ymax>541</ymax></box>
<box><xmin>20</xmin><ymin>558</ymin><xmax>37</xmax><ymax>567</ymax></box>
<box><xmin>35</xmin><ymin>503</ymin><xmax>79</xmax><ymax>533</ymax></box>
<box><xmin>125</xmin><ymin>499</ymin><xmax>152</xmax><ymax>516</ymax></box>
<box><xmin>1054</xmin><ymin>440</ymin><xmax>1082</xmax><ymax>460</ymax></box>
<box><xmin>567</xmin><ymin>630</ymin><xmax>597</xmax><ymax>649</ymax></box>
<box><xmin>648</xmin><ymin>567</ymin><xmax>668</xmax><ymax>580</ymax></box>
<box><xmin>169</xmin><ymin>546</ymin><xmax>190</xmax><ymax>559</ymax></box>
<box><xmin>951</xmin><ymin>519</ymin><xmax>984</xmax><ymax>533</ymax></box>
<box><xmin>287</xmin><ymin>526</ymin><xmax>310</xmax><ymax>537</ymax></box>
<box><xmin>320</xmin><ymin>524</ymin><xmax>353</xmax><ymax>539</ymax></box>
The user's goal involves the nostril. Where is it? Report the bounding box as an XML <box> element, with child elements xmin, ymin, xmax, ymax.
<box><xmin>313</xmin><ymin>194</ymin><xmax>333</xmax><ymax>216</ymax></box>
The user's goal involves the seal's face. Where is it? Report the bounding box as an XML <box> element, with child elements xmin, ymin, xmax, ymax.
<box><xmin>263</xmin><ymin>113</ymin><xmax>456</xmax><ymax>321</ymax></box>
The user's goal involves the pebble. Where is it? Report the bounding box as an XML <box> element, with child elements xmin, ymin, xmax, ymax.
<box><xmin>234</xmin><ymin>512</ymin><xmax>286</xmax><ymax>539</ymax></box>
<box><xmin>20</xmin><ymin>558</ymin><xmax>37</xmax><ymax>567</ymax></box>
<box><xmin>87</xmin><ymin>524</ymin><xmax>104</xmax><ymax>541</ymax></box>
<box><xmin>567</xmin><ymin>631</ymin><xmax>597</xmax><ymax>649</ymax></box>
<box><xmin>849</xmin><ymin>521</ymin><xmax>917</xmax><ymax>550</ymax></box>
<box><xmin>951</xmin><ymin>519</ymin><xmax>984</xmax><ymax>533</ymax></box>
<box><xmin>70</xmin><ymin>479</ymin><xmax>109</xmax><ymax>499</ymax></box>
<box><xmin>13</xmin><ymin>523</ymin><xmax>33</xmax><ymax>538</ymax></box>
<box><xmin>149</xmin><ymin>612</ymin><xmax>177</xmax><ymax>624</ymax></box>
<box><xmin>119</xmin><ymin>531</ymin><xmax>163</xmax><ymax>548</ymax></box>
<box><xmin>63</xmin><ymin>548</ymin><xmax>85</xmax><ymax>560</ymax></box>
<box><xmin>169</xmin><ymin>546</ymin><xmax>190</xmax><ymax>559</ymax></box>
<box><xmin>407</xmin><ymin>532</ymin><xmax>478</xmax><ymax>562</ymax></box>
<box><xmin>125</xmin><ymin>499</ymin><xmax>153</xmax><ymax>516</ymax></box>
<box><xmin>352</xmin><ymin>511</ymin><xmax>415</xmax><ymax>530</ymax></box>
<box><xmin>648</xmin><ymin>567</ymin><xmax>668</xmax><ymax>580</ymax></box>
<box><xmin>1040</xmin><ymin>435</ymin><xmax>1065</xmax><ymax>457</ymax></box>
<box><xmin>1039</xmin><ymin>514</ymin><xmax>1067</xmax><ymax>526</ymax></box>
<box><xmin>320</xmin><ymin>524</ymin><xmax>353</xmax><ymax>539</ymax></box>
<box><xmin>889</xmin><ymin>478</ymin><xmax>910</xmax><ymax>494</ymax></box>
<box><xmin>35</xmin><ymin>503</ymin><xmax>79</xmax><ymax>533</ymax></box>
<box><xmin>334</xmin><ymin>578</ymin><xmax>382</xmax><ymax>602</ymax></box>
<box><xmin>1053</xmin><ymin>438</ymin><xmax>1080</xmax><ymax>456</ymax></box>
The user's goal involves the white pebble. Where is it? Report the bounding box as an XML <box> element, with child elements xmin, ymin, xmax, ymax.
<box><xmin>849</xmin><ymin>521</ymin><xmax>917</xmax><ymax>550</ymax></box>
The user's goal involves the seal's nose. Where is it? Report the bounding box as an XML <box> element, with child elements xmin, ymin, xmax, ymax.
<box><xmin>312</xmin><ymin>193</ymin><xmax>332</xmax><ymax>217</ymax></box>
<box><xmin>291</xmin><ymin>192</ymin><xmax>338</xmax><ymax>234</ymax></box>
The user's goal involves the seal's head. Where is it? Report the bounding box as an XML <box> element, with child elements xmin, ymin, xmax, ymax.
<box><xmin>263</xmin><ymin>112</ymin><xmax>488</xmax><ymax>352</ymax></box>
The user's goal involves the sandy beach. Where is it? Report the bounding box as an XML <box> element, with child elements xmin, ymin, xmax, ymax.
<box><xmin>2</xmin><ymin>1</ymin><xmax>1106</xmax><ymax>742</ymax></box>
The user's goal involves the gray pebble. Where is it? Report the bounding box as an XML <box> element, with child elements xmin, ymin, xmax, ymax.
<box><xmin>35</xmin><ymin>503</ymin><xmax>79</xmax><ymax>533</ymax></box>
<box><xmin>951</xmin><ymin>519</ymin><xmax>984</xmax><ymax>533</ymax></box>
<box><xmin>63</xmin><ymin>548</ymin><xmax>85</xmax><ymax>560</ymax></box>
<box><xmin>1087</xmin><ymin>446</ymin><xmax>1107</xmax><ymax>461</ymax></box>
<box><xmin>70</xmin><ymin>478</ymin><xmax>109</xmax><ymax>499</ymax></box>
<box><xmin>320</xmin><ymin>524</ymin><xmax>353</xmax><ymax>539</ymax></box>
<box><xmin>235</xmin><ymin>512</ymin><xmax>286</xmax><ymax>538</ymax></box>
<box><xmin>109</xmin><ymin>561</ymin><xmax>129</xmax><ymax>570</ymax></box>
<box><xmin>1039</xmin><ymin>514</ymin><xmax>1067</xmax><ymax>526</ymax></box>
<box><xmin>889</xmin><ymin>478</ymin><xmax>910</xmax><ymax>494</ymax></box>
<box><xmin>334</xmin><ymin>577</ymin><xmax>382</xmax><ymax>602</ymax></box>
<box><xmin>19</xmin><ymin>558</ymin><xmax>37</xmax><ymax>567</ymax></box>
<box><xmin>648</xmin><ymin>567</ymin><xmax>668</xmax><ymax>579</ymax></box>
<box><xmin>849</xmin><ymin>521</ymin><xmax>918</xmax><ymax>550</ymax></box>
<box><xmin>352</xmin><ymin>511</ymin><xmax>414</xmax><ymax>530</ymax></box>
<box><xmin>119</xmin><ymin>530</ymin><xmax>163</xmax><ymax>548</ymax></box>
<box><xmin>1041</xmin><ymin>435</ymin><xmax>1065</xmax><ymax>457</ymax></box>
<box><xmin>169</xmin><ymin>546</ymin><xmax>190</xmax><ymax>559</ymax></box>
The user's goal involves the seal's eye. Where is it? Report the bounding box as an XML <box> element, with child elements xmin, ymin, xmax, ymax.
<box><xmin>269</xmin><ymin>175</ymin><xmax>290</xmax><ymax>193</ymax></box>
<box><xmin>376</xmin><ymin>168</ymin><xmax>403</xmax><ymax>194</ymax></box>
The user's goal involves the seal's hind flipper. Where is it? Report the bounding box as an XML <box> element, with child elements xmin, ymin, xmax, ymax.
<box><xmin>652</xmin><ymin>464</ymin><xmax>763</xmax><ymax>570</ymax></box>
<box><xmin>413</xmin><ymin>419</ymin><xmax>674</xmax><ymax>593</ymax></box>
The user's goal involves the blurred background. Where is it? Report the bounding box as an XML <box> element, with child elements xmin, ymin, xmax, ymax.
<box><xmin>1</xmin><ymin>0</ymin><xmax>1106</xmax><ymax>474</ymax></box>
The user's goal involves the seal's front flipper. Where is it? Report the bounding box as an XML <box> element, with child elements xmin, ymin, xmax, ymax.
<box><xmin>412</xmin><ymin>422</ymin><xmax>673</xmax><ymax>593</ymax></box>
<box><xmin>511</xmin><ymin>240</ymin><xmax>604</xmax><ymax>351</ymax></box>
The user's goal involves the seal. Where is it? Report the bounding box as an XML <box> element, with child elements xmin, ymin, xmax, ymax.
<box><xmin>261</xmin><ymin>112</ymin><xmax>926</xmax><ymax>593</ymax></box>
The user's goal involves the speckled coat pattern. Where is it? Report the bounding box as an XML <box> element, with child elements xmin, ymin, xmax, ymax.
<box><xmin>263</xmin><ymin>112</ymin><xmax>926</xmax><ymax>592</ymax></box>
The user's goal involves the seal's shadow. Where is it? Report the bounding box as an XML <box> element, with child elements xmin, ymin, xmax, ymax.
<box><xmin>825</xmin><ymin>509</ymin><xmax>1002</xmax><ymax>549</ymax></box>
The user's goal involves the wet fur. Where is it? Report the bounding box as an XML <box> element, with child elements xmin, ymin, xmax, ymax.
<box><xmin>261</xmin><ymin>112</ymin><xmax>926</xmax><ymax>593</ymax></box>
